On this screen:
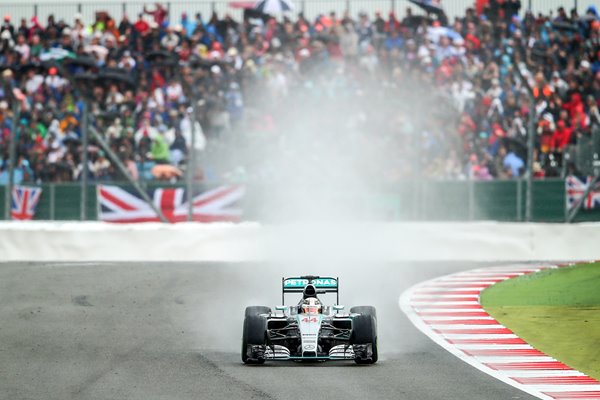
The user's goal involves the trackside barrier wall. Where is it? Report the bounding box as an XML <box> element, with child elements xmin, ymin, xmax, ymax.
<box><xmin>1</xmin><ymin>221</ymin><xmax>600</xmax><ymax>262</ymax></box>
<box><xmin>2</xmin><ymin>179</ymin><xmax>600</xmax><ymax>222</ymax></box>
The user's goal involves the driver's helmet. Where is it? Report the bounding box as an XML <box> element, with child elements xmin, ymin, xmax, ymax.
<box><xmin>302</xmin><ymin>297</ymin><xmax>321</xmax><ymax>314</ymax></box>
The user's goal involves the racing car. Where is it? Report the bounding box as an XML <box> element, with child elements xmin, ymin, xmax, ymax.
<box><xmin>242</xmin><ymin>275</ymin><xmax>377</xmax><ymax>364</ymax></box>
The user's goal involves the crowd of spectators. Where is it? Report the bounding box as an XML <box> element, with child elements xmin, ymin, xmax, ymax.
<box><xmin>0</xmin><ymin>0</ymin><xmax>599</xmax><ymax>185</ymax></box>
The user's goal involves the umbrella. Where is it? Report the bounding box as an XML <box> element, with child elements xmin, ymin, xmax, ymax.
<box><xmin>97</xmin><ymin>69</ymin><xmax>136</xmax><ymax>89</ymax></box>
<box><xmin>244</xmin><ymin>8</ymin><xmax>269</xmax><ymax>21</ymax></box>
<box><xmin>73</xmin><ymin>72</ymin><xmax>99</xmax><ymax>85</ymax></box>
<box><xmin>151</xmin><ymin>164</ymin><xmax>183</xmax><ymax>180</ymax></box>
<box><xmin>39</xmin><ymin>48</ymin><xmax>75</xmax><ymax>61</ymax></box>
<box><xmin>63</xmin><ymin>56</ymin><xmax>98</xmax><ymax>70</ymax></box>
<box><xmin>145</xmin><ymin>50</ymin><xmax>178</xmax><ymax>65</ymax></box>
<box><xmin>189</xmin><ymin>57</ymin><xmax>231</xmax><ymax>70</ymax></box>
<box><xmin>15</xmin><ymin>60</ymin><xmax>61</xmax><ymax>77</ymax></box>
<box><xmin>551</xmin><ymin>21</ymin><xmax>578</xmax><ymax>32</ymax></box>
<box><xmin>408</xmin><ymin>0</ymin><xmax>444</xmax><ymax>16</ymax></box>
<box><xmin>16</xmin><ymin>62</ymin><xmax>45</xmax><ymax>75</ymax></box>
<box><xmin>229</xmin><ymin>0</ymin><xmax>254</xmax><ymax>9</ymax></box>
<box><xmin>427</xmin><ymin>26</ymin><xmax>462</xmax><ymax>43</ymax></box>
<box><xmin>254</xmin><ymin>0</ymin><xmax>294</xmax><ymax>14</ymax></box>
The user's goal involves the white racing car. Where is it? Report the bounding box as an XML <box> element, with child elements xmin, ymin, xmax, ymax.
<box><xmin>242</xmin><ymin>275</ymin><xmax>378</xmax><ymax>364</ymax></box>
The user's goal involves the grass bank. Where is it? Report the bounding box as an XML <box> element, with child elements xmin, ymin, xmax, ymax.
<box><xmin>480</xmin><ymin>262</ymin><xmax>600</xmax><ymax>379</ymax></box>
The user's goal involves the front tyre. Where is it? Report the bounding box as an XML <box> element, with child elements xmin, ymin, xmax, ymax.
<box><xmin>242</xmin><ymin>314</ymin><xmax>267</xmax><ymax>364</ymax></box>
<box><xmin>355</xmin><ymin>337</ymin><xmax>378</xmax><ymax>365</ymax></box>
<box><xmin>351</xmin><ymin>314</ymin><xmax>378</xmax><ymax>364</ymax></box>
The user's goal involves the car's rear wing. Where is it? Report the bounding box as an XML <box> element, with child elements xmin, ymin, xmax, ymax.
<box><xmin>282</xmin><ymin>275</ymin><xmax>339</xmax><ymax>304</ymax></box>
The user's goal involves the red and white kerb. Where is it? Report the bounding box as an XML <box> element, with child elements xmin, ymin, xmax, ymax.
<box><xmin>400</xmin><ymin>264</ymin><xmax>600</xmax><ymax>400</ymax></box>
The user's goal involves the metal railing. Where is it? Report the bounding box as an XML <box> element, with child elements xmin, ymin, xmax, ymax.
<box><xmin>1</xmin><ymin>0</ymin><xmax>590</xmax><ymax>25</ymax></box>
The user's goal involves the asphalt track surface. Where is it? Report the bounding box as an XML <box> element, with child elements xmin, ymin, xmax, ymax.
<box><xmin>0</xmin><ymin>261</ymin><xmax>538</xmax><ymax>400</ymax></box>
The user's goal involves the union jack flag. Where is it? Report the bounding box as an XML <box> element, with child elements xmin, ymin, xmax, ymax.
<box><xmin>11</xmin><ymin>185</ymin><xmax>43</xmax><ymax>220</ymax></box>
<box><xmin>566</xmin><ymin>175</ymin><xmax>600</xmax><ymax>211</ymax></box>
<box><xmin>97</xmin><ymin>185</ymin><xmax>245</xmax><ymax>223</ymax></box>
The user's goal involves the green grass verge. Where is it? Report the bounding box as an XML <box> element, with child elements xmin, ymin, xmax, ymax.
<box><xmin>480</xmin><ymin>262</ymin><xmax>600</xmax><ymax>379</ymax></box>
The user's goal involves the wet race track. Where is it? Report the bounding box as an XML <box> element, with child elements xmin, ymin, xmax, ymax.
<box><xmin>0</xmin><ymin>262</ymin><xmax>537</xmax><ymax>400</ymax></box>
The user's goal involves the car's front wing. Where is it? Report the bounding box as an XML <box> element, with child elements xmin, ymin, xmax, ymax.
<box><xmin>264</xmin><ymin>344</ymin><xmax>355</xmax><ymax>360</ymax></box>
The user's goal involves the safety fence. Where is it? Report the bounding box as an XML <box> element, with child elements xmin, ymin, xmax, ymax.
<box><xmin>574</xmin><ymin>126</ymin><xmax>600</xmax><ymax>178</ymax></box>
<box><xmin>2</xmin><ymin>178</ymin><xmax>599</xmax><ymax>222</ymax></box>
<box><xmin>2</xmin><ymin>0</ymin><xmax>591</xmax><ymax>26</ymax></box>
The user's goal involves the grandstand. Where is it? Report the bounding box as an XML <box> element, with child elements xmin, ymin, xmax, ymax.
<box><xmin>0</xmin><ymin>0</ymin><xmax>598</xmax><ymax>221</ymax></box>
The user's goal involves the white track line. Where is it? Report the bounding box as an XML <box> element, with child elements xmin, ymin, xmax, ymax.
<box><xmin>412</xmin><ymin>294</ymin><xmax>480</xmax><ymax>299</ymax></box>
<box><xmin>419</xmin><ymin>316</ymin><xmax>495</xmax><ymax>320</ymax></box>
<box><xmin>410</xmin><ymin>301</ymin><xmax>480</xmax><ymax>306</ymax></box>
<box><xmin>442</xmin><ymin>334</ymin><xmax>520</xmax><ymax>340</ymax></box>
<box><xmin>455</xmin><ymin>344</ymin><xmax>534</xmax><ymax>350</ymax></box>
<box><xmin>439</xmin><ymin>277</ymin><xmax>518</xmax><ymax>281</ymax></box>
<box><xmin>399</xmin><ymin>264</ymin><xmax>600</xmax><ymax>400</ymax></box>
<box><xmin>422</xmin><ymin>287</ymin><xmax>491</xmax><ymax>292</ymax></box>
<box><xmin>505</xmin><ymin>371</ymin><xmax>588</xmax><ymax>378</ymax></box>
<box><xmin>427</xmin><ymin>324</ymin><xmax>504</xmax><ymax>330</ymax></box>
<box><xmin>416</xmin><ymin>309</ymin><xmax>485</xmax><ymax>313</ymax></box>
<box><xmin>527</xmin><ymin>385</ymin><xmax>600</xmax><ymax>392</ymax></box>
<box><xmin>471</xmin><ymin>356</ymin><xmax>558</xmax><ymax>363</ymax></box>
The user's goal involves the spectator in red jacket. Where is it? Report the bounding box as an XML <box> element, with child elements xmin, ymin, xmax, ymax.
<box><xmin>563</xmin><ymin>92</ymin><xmax>586</xmax><ymax>127</ymax></box>
<box><xmin>144</xmin><ymin>3</ymin><xmax>168</xmax><ymax>27</ymax></box>
<box><xmin>133</xmin><ymin>13</ymin><xmax>150</xmax><ymax>35</ymax></box>
<box><xmin>551</xmin><ymin>120</ymin><xmax>573</xmax><ymax>151</ymax></box>
<box><xmin>384</xmin><ymin>12</ymin><xmax>400</xmax><ymax>33</ymax></box>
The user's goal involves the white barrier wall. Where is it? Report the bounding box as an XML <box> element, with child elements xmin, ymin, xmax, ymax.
<box><xmin>1</xmin><ymin>221</ymin><xmax>599</xmax><ymax>262</ymax></box>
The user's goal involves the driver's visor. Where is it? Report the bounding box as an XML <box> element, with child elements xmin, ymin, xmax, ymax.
<box><xmin>304</xmin><ymin>306</ymin><xmax>320</xmax><ymax>314</ymax></box>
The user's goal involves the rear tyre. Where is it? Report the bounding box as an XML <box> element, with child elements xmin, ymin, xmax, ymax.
<box><xmin>350</xmin><ymin>306</ymin><xmax>377</xmax><ymax>319</ymax></box>
<box><xmin>242</xmin><ymin>314</ymin><xmax>267</xmax><ymax>364</ymax></box>
<box><xmin>351</xmin><ymin>314</ymin><xmax>378</xmax><ymax>365</ymax></box>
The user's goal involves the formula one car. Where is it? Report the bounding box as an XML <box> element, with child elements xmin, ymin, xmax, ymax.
<box><xmin>242</xmin><ymin>275</ymin><xmax>377</xmax><ymax>364</ymax></box>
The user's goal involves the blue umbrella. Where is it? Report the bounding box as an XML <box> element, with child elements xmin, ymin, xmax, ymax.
<box><xmin>427</xmin><ymin>26</ymin><xmax>463</xmax><ymax>43</ymax></box>
<box><xmin>408</xmin><ymin>0</ymin><xmax>444</xmax><ymax>16</ymax></box>
<box><xmin>254</xmin><ymin>0</ymin><xmax>294</xmax><ymax>14</ymax></box>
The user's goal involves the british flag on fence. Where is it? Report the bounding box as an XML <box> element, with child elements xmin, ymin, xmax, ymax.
<box><xmin>97</xmin><ymin>184</ymin><xmax>245</xmax><ymax>223</ymax></box>
<box><xmin>11</xmin><ymin>185</ymin><xmax>43</xmax><ymax>220</ymax></box>
<box><xmin>565</xmin><ymin>175</ymin><xmax>600</xmax><ymax>211</ymax></box>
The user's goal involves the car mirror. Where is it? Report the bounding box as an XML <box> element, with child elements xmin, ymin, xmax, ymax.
<box><xmin>333</xmin><ymin>305</ymin><xmax>344</xmax><ymax>311</ymax></box>
<box><xmin>275</xmin><ymin>306</ymin><xmax>287</xmax><ymax>311</ymax></box>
